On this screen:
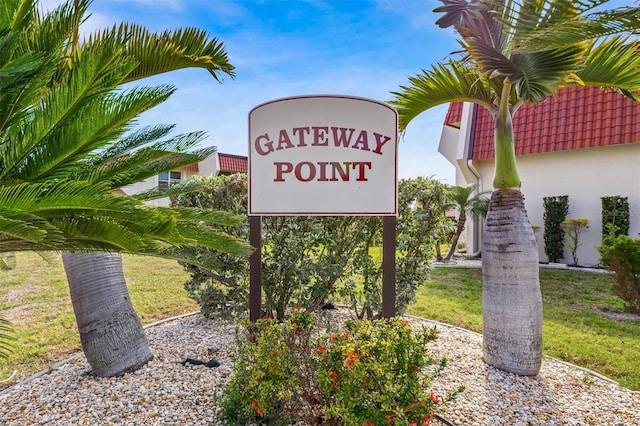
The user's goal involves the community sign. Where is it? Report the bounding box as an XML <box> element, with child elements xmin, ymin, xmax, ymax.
<box><xmin>248</xmin><ymin>95</ymin><xmax>398</xmax><ymax>215</ymax></box>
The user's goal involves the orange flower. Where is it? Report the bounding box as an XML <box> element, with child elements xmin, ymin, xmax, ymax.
<box><xmin>257</xmin><ymin>406</ymin><xmax>264</xmax><ymax>417</ymax></box>
<box><xmin>330</xmin><ymin>333</ymin><xmax>339</xmax><ymax>341</ymax></box>
<box><xmin>345</xmin><ymin>351</ymin><xmax>358</xmax><ymax>368</ymax></box>
<box><xmin>314</xmin><ymin>343</ymin><xmax>327</xmax><ymax>354</ymax></box>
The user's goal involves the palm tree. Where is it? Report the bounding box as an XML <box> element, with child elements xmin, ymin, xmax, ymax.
<box><xmin>390</xmin><ymin>0</ymin><xmax>640</xmax><ymax>375</ymax></box>
<box><xmin>443</xmin><ymin>184</ymin><xmax>488</xmax><ymax>261</ymax></box>
<box><xmin>0</xmin><ymin>0</ymin><xmax>250</xmax><ymax>376</ymax></box>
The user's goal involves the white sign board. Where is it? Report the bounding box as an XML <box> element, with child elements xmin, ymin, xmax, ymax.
<box><xmin>248</xmin><ymin>95</ymin><xmax>397</xmax><ymax>215</ymax></box>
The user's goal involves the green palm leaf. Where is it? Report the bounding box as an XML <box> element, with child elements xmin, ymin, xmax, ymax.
<box><xmin>92</xmin><ymin>23</ymin><xmax>235</xmax><ymax>84</ymax></box>
<box><xmin>390</xmin><ymin>61</ymin><xmax>493</xmax><ymax>130</ymax></box>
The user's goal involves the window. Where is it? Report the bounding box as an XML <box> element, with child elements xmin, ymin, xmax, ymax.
<box><xmin>158</xmin><ymin>171</ymin><xmax>181</xmax><ymax>190</ymax></box>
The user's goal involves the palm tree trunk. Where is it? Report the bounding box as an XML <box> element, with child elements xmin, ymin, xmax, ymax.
<box><xmin>481</xmin><ymin>189</ymin><xmax>542</xmax><ymax>376</ymax></box>
<box><xmin>445</xmin><ymin>211</ymin><xmax>467</xmax><ymax>261</ymax></box>
<box><xmin>61</xmin><ymin>252</ymin><xmax>153</xmax><ymax>377</ymax></box>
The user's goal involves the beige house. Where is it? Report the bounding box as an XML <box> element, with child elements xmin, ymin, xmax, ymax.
<box><xmin>438</xmin><ymin>87</ymin><xmax>640</xmax><ymax>266</ymax></box>
<box><xmin>120</xmin><ymin>152</ymin><xmax>247</xmax><ymax>206</ymax></box>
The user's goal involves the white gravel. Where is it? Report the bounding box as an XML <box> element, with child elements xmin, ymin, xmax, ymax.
<box><xmin>1</xmin><ymin>311</ymin><xmax>638</xmax><ymax>425</ymax></box>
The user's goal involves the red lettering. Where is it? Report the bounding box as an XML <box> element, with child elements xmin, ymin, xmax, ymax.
<box><xmin>274</xmin><ymin>162</ymin><xmax>293</xmax><ymax>181</ymax></box>
<box><xmin>331</xmin><ymin>127</ymin><xmax>355</xmax><ymax>148</ymax></box>
<box><xmin>295</xmin><ymin>161</ymin><xmax>316</xmax><ymax>181</ymax></box>
<box><xmin>352</xmin><ymin>162</ymin><xmax>372</xmax><ymax>181</ymax></box>
<box><xmin>352</xmin><ymin>130</ymin><xmax>370</xmax><ymax>151</ymax></box>
<box><xmin>318</xmin><ymin>161</ymin><xmax>330</xmax><ymax>181</ymax></box>
<box><xmin>254</xmin><ymin>133</ymin><xmax>274</xmax><ymax>155</ymax></box>
<box><xmin>372</xmin><ymin>133</ymin><xmax>392</xmax><ymax>155</ymax></box>
<box><xmin>292</xmin><ymin>127</ymin><xmax>310</xmax><ymax>147</ymax></box>
<box><xmin>330</xmin><ymin>162</ymin><xmax>350</xmax><ymax>181</ymax></box>
<box><xmin>312</xmin><ymin>127</ymin><xmax>329</xmax><ymax>146</ymax></box>
<box><xmin>276</xmin><ymin>129</ymin><xmax>294</xmax><ymax>151</ymax></box>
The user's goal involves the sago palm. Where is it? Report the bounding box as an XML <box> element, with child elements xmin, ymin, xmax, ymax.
<box><xmin>391</xmin><ymin>0</ymin><xmax>640</xmax><ymax>375</ymax></box>
<box><xmin>0</xmin><ymin>0</ymin><xmax>250</xmax><ymax>376</ymax></box>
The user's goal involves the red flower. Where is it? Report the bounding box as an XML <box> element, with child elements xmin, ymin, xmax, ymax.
<box><xmin>345</xmin><ymin>351</ymin><xmax>358</xmax><ymax>368</ymax></box>
<box><xmin>409</xmin><ymin>422</ymin><xmax>417</xmax><ymax>426</ymax></box>
<box><xmin>251</xmin><ymin>398</ymin><xmax>258</xmax><ymax>408</ymax></box>
<box><xmin>422</xmin><ymin>416</ymin><xmax>431</xmax><ymax>424</ymax></box>
<box><xmin>329</xmin><ymin>370</ymin><xmax>339</xmax><ymax>381</ymax></box>
<box><xmin>385</xmin><ymin>414</ymin><xmax>396</xmax><ymax>424</ymax></box>
<box><xmin>248</xmin><ymin>331</ymin><xmax>256</xmax><ymax>340</ymax></box>
<box><xmin>257</xmin><ymin>406</ymin><xmax>264</xmax><ymax>417</ymax></box>
<box><xmin>314</xmin><ymin>343</ymin><xmax>327</xmax><ymax>354</ymax></box>
<box><xmin>429</xmin><ymin>391</ymin><xmax>440</xmax><ymax>404</ymax></box>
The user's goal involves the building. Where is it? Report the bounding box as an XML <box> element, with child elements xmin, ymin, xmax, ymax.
<box><xmin>120</xmin><ymin>152</ymin><xmax>248</xmax><ymax>207</ymax></box>
<box><xmin>438</xmin><ymin>86</ymin><xmax>640</xmax><ymax>266</ymax></box>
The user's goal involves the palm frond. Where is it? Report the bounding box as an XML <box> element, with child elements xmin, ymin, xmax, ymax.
<box><xmin>390</xmin><ymin>61</ymin><xmax>494</xmax><ymax>130</ymax></box>
<box><xmin>3</xmin><ymin>0</ymin><xmax>35</xmax><ymax>31</ymax></box>
<box><xmin>0</xmin><ymin>252</ymin><xmax>16</xmax><ymax>270</ymax></box>
<box><xmin>89</xmin><ymin>23</ymin><xmax>235</xmax><ymax>84</ymax></box>
<box><xmin>575</xmin><ymin>36</ymin><xmax>640</xmax><ymax>97</ymax></box>
<box><xmin>158</xmin><ymin>206</ymin><xmax>246</xmax><ymax>227</ymax></box>
<box><xmin>132</xmin><ymin>177</ymin><xmax>205</xmax><ymax>202</ymax></box>
<box><xmin>173</xmin><ymin>222</ymin><xmax>252</xmax><ymax>256</ymax></box>
<box><xmin>5</xmin><ymin>84</ymin><xmax>175</xmax><ymax>181</ymax></box>
<box><xmin>0</xmin><ymin>315</ymin><xmax>13</xmax><ymax>360</ymax></box>
<box><xmin>90</xmin><ymin>124</ymin><xmax>176</xmax><ymax>164</ymax></box>
<box><xmin>507</xmin><ymin>1</ymin><xmax>640</xmax><ymax>53</ymax></box>
<box><xmin>30</xmin><ymin>0</ymin><xmax>87</xmax><ymax>57</ymax></box>
<box><xmin>510</xmin><ymin>45</ymin><xmax>584</xmax><ymax>102</ymax></box>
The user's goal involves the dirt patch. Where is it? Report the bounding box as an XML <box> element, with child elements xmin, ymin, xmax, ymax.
<box><xmin>601</xmin><ymin>309</ymin><xmax>640</xmax><ymax>322</ymax></box>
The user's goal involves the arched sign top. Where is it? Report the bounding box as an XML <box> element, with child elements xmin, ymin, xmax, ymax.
<box><xmin>248</xmin><ymin>95</ymin><xmax>398</xmax><ymax>216</ymax></box>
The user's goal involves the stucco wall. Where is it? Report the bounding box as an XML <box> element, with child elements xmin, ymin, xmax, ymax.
<box><xmin>470</xmin><ymin>143</ymin><xmax>640</xmax><ymax>266</ymax></box>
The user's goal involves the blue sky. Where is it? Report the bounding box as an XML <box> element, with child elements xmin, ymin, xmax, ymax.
<box><xmin>44</xmin><ymin>0</ymin><xmax>460</xmax><ymax>183</ymax></box>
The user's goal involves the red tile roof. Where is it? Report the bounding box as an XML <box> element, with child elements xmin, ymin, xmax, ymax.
<box><xmin>180</xmin><ymin>163</ymin><xmax>199</xmax><ymax>173</ymax></box>
<box><xmin>444</xmin><ymin>87</ymin><xmax>640</xmax><ymax>160</ymax></box>
<box><xmin>218</xmin><ymin>153</ymin><xmax>247</xmax><ymax>174</ymax></box>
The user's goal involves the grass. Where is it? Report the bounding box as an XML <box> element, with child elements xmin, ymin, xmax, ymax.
<box><xmin>408</xmin><ymin>267</ymin><xmax>640</xmax><ymax>390</ymax></box>
<box><xmin>0</xmin><ymin>252</ymin><xmax>196</xmax><ymax>388</ymax></box>
<box><xmin>2</xmin><ymin>254</ymin><xmax>639</xmax><ymax>392</ymax></box>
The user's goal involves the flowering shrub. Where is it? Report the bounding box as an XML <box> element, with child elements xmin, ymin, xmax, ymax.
<box><xmin>220</xmin><ymin>310</ymin><xmax>322</xmax><ymax>425</ymax></box>
<box><xmin>220</xmin><ymin>311</ymin><xmax>463</xmax><ymax>425</ymax></box>
<box><xmin>316</xmin><ymin>318</ymin><xmax>462</xmax><ymax>425</ymax></box>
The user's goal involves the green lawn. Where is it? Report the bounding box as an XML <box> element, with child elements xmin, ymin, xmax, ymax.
<box><xmin>408</xmin><ymin>267</ymin><xmax>640</xmax><ymax>390</ymax></box>
<box><xmin>0</xmin><ymin>252</ymin><xmax>196</xmax><ymax>388</ymax></box>
<box><xmin>2</xmin><ymin>254</ymin><xmax>639</xmax><ymax>392</ymax></box>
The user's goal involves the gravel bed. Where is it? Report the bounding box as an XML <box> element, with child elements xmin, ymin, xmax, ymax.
<box><xmin>1</xmin><ymin>312</ymin><xmax>638</xmax><ymax>425</ymax></box>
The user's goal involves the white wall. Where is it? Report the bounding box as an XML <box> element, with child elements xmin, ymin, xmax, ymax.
<box><xmin>471</xmin><ymin>143</ymin><xmax>640</xmax><ymax>266</ymax></box>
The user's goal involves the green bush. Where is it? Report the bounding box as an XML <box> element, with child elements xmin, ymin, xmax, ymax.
<box><xmin>173</xmin><ymin>175</ymin><xmax>446</xmax><ymax>320</ymax></box>
<box><xmin>601</xmin><ymin>196</ymin><xmax>630</xmax><ymax>241</ymax></box>
<box><xmin>543</xmin><ymin>196</ymin><xmax>569</xmax><ymax>263</ymax></box>
<box><xmin>220</xmin><ymin>311</ymin><xmax>462</xmax><ymax>425</ymax></box>
<box><xmin>599</xmin><ymin>235</ymin><xmax>640</xmax><ymax>314</ymax></box>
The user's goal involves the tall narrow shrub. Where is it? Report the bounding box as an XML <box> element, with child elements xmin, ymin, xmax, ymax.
<box><xmin>601</xmin><ymin>196</ymin><xmax>630</xmax><ymax>240</ymax></box>
<box><xmin>543</xmin><ymin>196</ymin><xmax>569</xmax><ymax>263</ymax></box>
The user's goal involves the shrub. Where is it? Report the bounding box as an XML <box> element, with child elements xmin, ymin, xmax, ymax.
<box><xmin>601</xmin><ymin>196</ymin><xmax>630</xmax><ymax>241</ymax></box>
<box><xmin>561</xmin><ymin>218</ymin><xmax>589</xmax><ymax>266</ymax></box>
<box><xmin>599</xmin><ymin>235</ymin><xmax>640</xmax><ymax>314</ymax></box>
<box><xmin>543</xmin><ymin>196</ymin><xmax>569</xmax><ymax>263</ymax></box>
<box><xmin>220</xmin><ymin>311</ymin><xmax>462</xmax><ymax>425</ymax></box>
<box><xmin>173</xmin><ymin>175</ymin><xmax>446</xmax><ymax>320</ymax></box>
